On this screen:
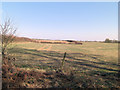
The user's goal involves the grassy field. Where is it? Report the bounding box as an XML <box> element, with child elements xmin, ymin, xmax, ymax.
<box><xmin>8</xmin><ymin>42</ymin><xmax>119</xmax><ymax>88</ymax></box>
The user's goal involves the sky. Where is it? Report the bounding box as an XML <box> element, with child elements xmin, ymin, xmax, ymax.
<box><xmin>2</xmin><ymin>2</ymin><xmax>118</xmax><ymax>41</ymax></box>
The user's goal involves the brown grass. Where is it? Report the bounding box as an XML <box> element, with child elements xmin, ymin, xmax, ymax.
<box><xmin>5</xmin><ymin>42</ymin><xmax>119</xmax><ymax>88</ymax></box>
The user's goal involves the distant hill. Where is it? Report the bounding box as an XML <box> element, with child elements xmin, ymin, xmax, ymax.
<box><xmin>13</xmin><ymin>36</ymin><xmax>33</xmax><ymax>42</ymax></box>
<box><xmin>13</xmin><ymin>36</ymin><xmax>83</xmax><ymax>44</ymax></box>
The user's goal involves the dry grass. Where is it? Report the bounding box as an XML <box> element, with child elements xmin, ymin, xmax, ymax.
<box><xmin>4</xmin><ymin>41</ymin><xmax>119</xmax><ymax>88</ymax></box>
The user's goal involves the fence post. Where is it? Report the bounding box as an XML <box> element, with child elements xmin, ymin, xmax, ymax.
<box><xmin>61</xmin><ymin>52</ymin><xmax>66</xmax><ymax>69</ymax></box>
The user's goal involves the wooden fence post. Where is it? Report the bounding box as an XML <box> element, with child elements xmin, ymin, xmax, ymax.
<box><xmin>61</xmin><ymin>52</ymin><xmax>66</xmax><ymax>69</ymax></box>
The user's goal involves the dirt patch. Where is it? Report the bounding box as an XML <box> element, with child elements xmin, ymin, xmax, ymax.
<box><xmin>37</xmin><ymin>45</ymin><xmax>52</xmax><ymax>51</ymax></box>
<box><xmin>37</xmin><ymin>45</ymin><xmax>48</xmax><ymax>50</ymax></box>
<box><xmin>46</xmin><ymin>45</ymin><xmax>52</xmax><ymax>51</ymax></box>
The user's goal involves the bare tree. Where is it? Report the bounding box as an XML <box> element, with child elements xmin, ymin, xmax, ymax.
<box><xmin>0</xmin><ymin>18</ymin><xmax>17</xmax><ymax>58</ymax></box>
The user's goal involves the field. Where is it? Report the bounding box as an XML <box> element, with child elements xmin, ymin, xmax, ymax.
<box><xmin>8</xmin><ymin>42</ymin><xmax>119</xmax><ymax>88</ymax></box>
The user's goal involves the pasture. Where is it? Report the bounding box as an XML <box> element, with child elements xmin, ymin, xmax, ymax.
<box><xmin>8</xmin><ymin>42</ymin><xmax>119</xmax><ymax>88</ymax></box>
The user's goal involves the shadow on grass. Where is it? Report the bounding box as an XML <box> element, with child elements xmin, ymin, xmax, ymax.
<box><xmin>7</xmin><ymin>47</ymin><xmax>119</xmax><ymax>88</ymax></box>
<box><xmin>9</xmin><ymin>47</ymin><xmax>119</xmax><ymax>71</ymax></box>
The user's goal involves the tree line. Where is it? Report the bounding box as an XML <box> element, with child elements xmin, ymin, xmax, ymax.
<box><xmin>104</xmin><ymin>38</ymin><xmax>119</xmax><ymax>43</ymax></box>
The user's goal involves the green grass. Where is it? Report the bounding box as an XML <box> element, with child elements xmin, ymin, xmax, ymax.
<box><xmin>8</xmin><ymin>42</ymin><xmax>119</xmax><ymax>88</ymax></box>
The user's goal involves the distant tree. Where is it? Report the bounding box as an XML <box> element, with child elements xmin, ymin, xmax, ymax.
<box><xmin>0</xmin><ymin>18</ymin><xmax>17</xmax><ymax>58</ymax></box>
<box><xmin>104</xmin><ymin>38</ymin><xmax>112</xmax><ymax>43</ymax></box>
<box><xmin>112</xmin><ymin>40</ymin><xmax>118</xmax><ymax>43</ymax></box>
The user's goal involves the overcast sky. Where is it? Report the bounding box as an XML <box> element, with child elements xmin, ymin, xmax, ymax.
<box><xmin>2</xmin><ymin>2</ymin><xmax>118</xmax><ymax>41</ymax></box>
